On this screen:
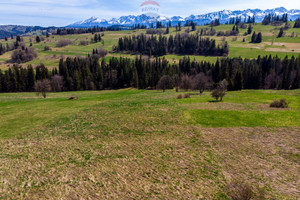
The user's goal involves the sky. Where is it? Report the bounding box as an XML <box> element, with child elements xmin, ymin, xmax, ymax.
<box><xmin>0</xmin><ymin>0</ymin><xmax>299</xmax><ymax>27</ymax></box>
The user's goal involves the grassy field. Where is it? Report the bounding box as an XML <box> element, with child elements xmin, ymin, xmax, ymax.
<box><xmin>0</xmin><ymin>22</ymin><xmax>299</xmax><ymax>69</ymax></box>
<box><xmin>0</xmin><ymin>89</ymin><xmax>299</xmax><ymax>199</ymax></box>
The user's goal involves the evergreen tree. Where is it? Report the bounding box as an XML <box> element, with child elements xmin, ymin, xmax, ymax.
<box><xmin>251</xmin><ymin>32</ymin><xmax>256</xmax><ymax>43</ymax></box>
<box><xmin>247</xmin><ymin>24</ymin><xmax>252</xmax><ymax>34</ymax></box>
<box><xmin>26</xmin><ymin>65</ymin><xmax>35</xmax><ymax>91</ymax></box>
<box><xmin>294</xmin><ymin>18</ymin><xmax>300</xmax><ymax>28</ymax></box>
<box><xmin>277</xmin><ymin>28</ymin><xmax>284</xmax><ymax>38</ymax></box>
<box><xmin>165</xmin><ymin>26</ymin><xmax>169</xmax><ymax>34</ymax></box>
<box><xmin>256</xmin><ymin>32</ymin><xmax>262</xmax><ymax>43</ymax></box>
<box><xmin>36</xmin><ymin>36</ymin><xmax>41</xmax><ymax>43</ymax></box>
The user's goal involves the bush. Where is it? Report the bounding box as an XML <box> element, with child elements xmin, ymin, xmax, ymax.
<box><xmin>211</xmin><ymin>80</ymin><xmax>227</xmax><ymax>101</ymax></box>
<box><xmin>79</xmin><ymin>41</ymin><xmax>89</xmax><ymax>46</ymax></box>
<box><xmin>44</xmin><ymin>46</ymin><xmax>51</xmax><ymax>51</ymax></box>
<box><xmin>11</xmin><ymin>47</ymin><xmax>37</xmax><ymax>63</ymax></box>
<box><xmin>270</xmin><ymin>99</ymin><xmax>289</xmax><ymax>108</ymax></box>
<box><xmin>227</xmin><ymin>181</ymin><xmax>255</xmax><ymax>200</ymax></box>
<box><xmin>146</xmin><ymin>29</ymin><xmax>164</xmax><ymax>35</ymax></box>
<box><xmin>56</xmin><ymin>39</ymin><xmax>72</xmax><ymax>47</ymax></box>
<box><xmin>184</xmin><ymin>94</ymin><xmax>190</xmax><ymax>98</ymax></box>
<box><xmin>176</xmin><ymin>94</ymin><xmax>183</xmax><ymax>99</ymax></box>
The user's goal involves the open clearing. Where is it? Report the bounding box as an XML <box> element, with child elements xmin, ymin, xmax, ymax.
<box><xmin>0</xmin><ymin>89</ymin><xmax>299</xmax><ymax>199</ymax></box>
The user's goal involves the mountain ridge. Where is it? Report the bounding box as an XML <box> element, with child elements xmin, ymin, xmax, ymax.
<box><xmin>68</xmin><ymin>7</ymin><xmax>300</xmax><ymax>28</ymax></box>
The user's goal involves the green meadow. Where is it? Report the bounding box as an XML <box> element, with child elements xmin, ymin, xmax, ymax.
<box><xmin>0</xmin><ymin>89</ymin><xmax>299</xmax><ymax>199</ymax></box>
<box><xmin>0</xmin><ymin>22</ymin><xmax>299</xmax><ymax>69</ymax></box>
<box><xmin>0</xmin><ymin>21</ymin><xmax>299</xmax><ymax>199</ymax></box>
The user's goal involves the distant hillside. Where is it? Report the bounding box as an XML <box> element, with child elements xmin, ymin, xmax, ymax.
<box><xmin>68</xmin><ymin>7</ymin><xmax>300</xmax><ymax>28</ymax></box>
<box><xmin>0</xmin><ymin>25</ymin><xmax>56</xmax><ymax>39</ymax></box>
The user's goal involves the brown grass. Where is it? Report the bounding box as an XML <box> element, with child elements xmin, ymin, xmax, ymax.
<box><xmin>200</xmin><ymin>127</ymin><xmax>300</xmax><ymax>199</ymax></box>
<box><xmin>181</xmin><ymin>102</ymin><xmax>290</xmax><ymax>111</ymax></box>
<box><xmin>0</xmin><ymin>91</ymin><xmax>299</xmax><ymax>199</ymax></box>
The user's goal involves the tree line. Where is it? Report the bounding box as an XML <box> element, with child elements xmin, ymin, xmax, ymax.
<box><xmin>55</xmin><ymin>26</ymin><xmax>121</xmax><ymax>36</ymax></box>
<box><xmin>0</xmin><ymin>36</ymin><xmax>25</xmax><ymax>55</ymax></box>
<box><xmin>294</xmin><ymin>18</ymin><xmax>300</xmax><ymax>28</ymax></box>
<box><xmin>227</xmin><ymin>16</ymin><xmax>255</xmax><ymax>25</ymax></box>
<box><xmin>0</xmin><ymin>54</ymin><xmax>299</xmax><ymax>93</ymax></box>
<box><xmin>115</xmin><ymin>33</ymin><xmax>229</xmax><ymax>57</ymax></box>
<box><xmin>262</xmin><ymin>14</ymin><xmax>288</xmax><ymax>26</ymax></box>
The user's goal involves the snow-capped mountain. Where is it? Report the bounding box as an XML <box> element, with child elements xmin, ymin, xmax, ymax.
<box><xmin>68</xmin><ymin>7</ymin><xmax>300</xmax><ymax>28</ymax></box>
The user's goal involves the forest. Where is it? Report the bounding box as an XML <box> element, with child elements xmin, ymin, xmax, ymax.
<box><xmin>0</xmin><ymin>54</ymin><xmax>299</xmax><ymax>93</ymax></box>
<box><xmin>115</xmin><ymin>33</ymin><xmax>229</xmax><ymax>57</ymax></box>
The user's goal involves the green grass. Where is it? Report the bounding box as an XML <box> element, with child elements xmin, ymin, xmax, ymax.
<box><xmin>179</xmin><ymin>90</ymin><xmax>300</xmax><ymax>127</ymax></box>
<box><xmin>0</xmin><ymin>89</ymin><xmax>299</xmax><ymax>199</ymax></box>
<box><xmin>0</xmin><ymin>89</ymin><xmax>143</xmax><ymax>138</ymax></box>
<box><xmin>1</xmin><ymin>89</ymin><xmax>299</xmax><ymax>139</ymax></box>
<box><xmin>0</xmin><ymin>23</ymin><xmax>299</xmax><ymax>68</ymax></box>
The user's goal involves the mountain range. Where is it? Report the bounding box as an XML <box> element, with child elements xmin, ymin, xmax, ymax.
<box><xmin>68</xmin><ymin>7</ymin><xmax>300</xmax><ymax>28</ymax></box>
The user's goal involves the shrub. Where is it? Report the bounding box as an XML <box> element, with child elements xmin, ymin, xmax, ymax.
<box><xmin>146</xmin><ymin>29</ymin><xmax>164</xmax><ymax>35</ymax></box>
<box><xmin>56</xmin><ymin>39</ymin><xmax>72</xmax><ymax>47</ymax></box>
<box><xmin>176</xmin><ymin>94</ymin><xmax>183</xmax><ymax>99</ymax></box>
<box><xmin>11</xmin><ymin>47</ymin><xmax>37</xmax><ymax>63</ymax></box>
<box><xmin>79</xmin><ymin>41</ymin><xmax>89</xmax><ymax>46</ymax></box>
<box><xmin>270</xmin><ymin>99</ymin><xmax>289</xmax><ymax>108</ymax></box>
<box><xmin>184</xmin><ymin>94</ymin><xmax>190</xmax><ymax>98</ymax></box>
<box><xmin>227</xmin><ymin>181</ymin><xmax>255</xmax><ymax>200</ymax></box>
<box><xmin>180</xmin><ymin>75</ymin><xmax>192</xmax><ymax>91</ymax></box>
<box><xmin>44</xmin><ymin>46</ymin><xmax>51</xmax><ymax>51</ymax></box>
<box><xmin>211</xmin><ymin>80</ymin><xmax>227</xmax><ymax>101</ymax></box>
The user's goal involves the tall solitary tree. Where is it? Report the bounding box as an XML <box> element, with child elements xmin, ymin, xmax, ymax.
<box><xmin>251</xmin><ymin>32</ymin><xmax>256</xmax><ymax>43</ymax></box>
<box><xmin>36</xmin><ymin>36</ymin><xmax>41</xmax><ymax>43</ymax></box>
<box><xmin>277</xmin><ymin>28</ymin><xmax>284</xmax><ymax>38</ymax></box>
<box><xmin>34</xmin><ymin>79</ymin><xmax>51</xmax><ymax>98</ymax></box>
<box><xmin>157</xmin><ymin>75</ymin><xmax>173</xmax><ymax>92</ymax></box>
<box><xmin>256</xmin><ymin>32</ymin><xmax>262</xmax><ymax>43</ymax></box>
<box><xmin>192</xmin><ymin>73</ymin><xmax>210</xmax><ymax>94</ymax></box>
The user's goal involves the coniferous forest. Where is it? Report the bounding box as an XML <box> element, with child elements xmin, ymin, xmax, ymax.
<box><xmin>0</xmin><ymin>55</ymin><xmax>299</xmax><ymax>93</ymax></box>
<box><xmin>115</xmin><ymin>33</ymin><xmax>229</xmax><ymax>57</ymax></box>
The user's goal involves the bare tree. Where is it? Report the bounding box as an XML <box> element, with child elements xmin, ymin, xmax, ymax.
<box><xmin>34</xmin><ymin>79</ymin><xmax>52</xmax><ymax>98</ymax></box>
<box><xmin>56</xmin><ymin>39</ymin><xmax>72</xmax><ymax>47</ymax></box>
<box><xmin>172</xmin><ymin>74</ymin><xmax>181</xmax><ymax>92</ymax></box>
<box><xmin>192</xmin><ymin>73</ymin><xmax>211</xmax><ymax>94</ymax></box>
<box><xmin>11</xmin><ymin>47</ymin><xmax>37</xmax><ymax>63</ymax></box>
<box><xmin>157</xmin><ymin>75</ymin><xmax>173</xmax><ymax>92</ymax></box>
<box><xmin>93</xmin><ymin>47</ymin><xmax>108</xmax><ymax>58</ymax></box>
<box><xmin>211</xmin><ymin>79</ymin><xmax>227</xmax><ymax>101</ymax></box>
<box><xmin>50</xmin><ymin>75</ymin><xmax>64</xmax><ymax>92</ymax></box>
<box><xmin>180</xmin><ymin>74</ymin><xmax>192</xmax><ymax>91</ymax></box>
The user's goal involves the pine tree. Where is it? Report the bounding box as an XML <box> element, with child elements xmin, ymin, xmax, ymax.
<box><xmin>277</xmin><ymin>28</ymin><xmax>284</xmax><ymax>38</ymax></box>
<box><xmin>26</xmin><ymin>65</ymin><xmax>35</xmax><ymax>91</ymax></box>
<box><xmin>247</xmin><ymin>25</ymin><xmax>252</xmax><ymax>34</ymax></box>
<box><xmin>16</xmin><ymin>36</ymin><xmax>21</xmax><ymax>42</ymax></box>
<box><xmin>192</xmin><ymin>22</ymin><xmax>196</xmax><ymax>31</ymax></box>
<box><xmin>294</xmin><ymin>18</ymin><xmax>300</xmax><ymax>28</ymax></box>
<box><xmin>94</xmin><ymin>34</ymin><xmax>98</xmax><ymax>43</ymax></box>
<box><xmin>256</xmin><ymin>32</ymin><xmax>262</xmax><ymax>43</ymax></box>
<box><xmin>36</xmin><ymin>36</ymin><xmax>41</xmax><ymax>43</ymax></box>
<box><xmin>165</xmin><ymin>26</ymin><xmax>169</xmax><ymax>34</ymax></box>
<box><xmin>251</xmin><ymin>32</ymin><xmax>256</xmax><ymax>43</ymax></box>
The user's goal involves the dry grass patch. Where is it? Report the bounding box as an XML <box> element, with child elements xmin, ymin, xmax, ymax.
<box><xmin>200</xmin><ymin>127</ymin><xmax>300</xmax><ymax>199</ymax></box>
<box><xmin>181</xmin><ymin>102</ymin><xmax>287</xmax><ymax>111</ymax></box>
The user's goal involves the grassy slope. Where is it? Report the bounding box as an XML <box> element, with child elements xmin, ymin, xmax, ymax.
<box><xmin>0</xmin><ymin>89</ymin><xmax>299</xmax><ymax>199</ymax></box>
<box><xmin>0</xmin><ymin>23</ymin><xmax>299</xmax><ymax>69</ymax></box>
